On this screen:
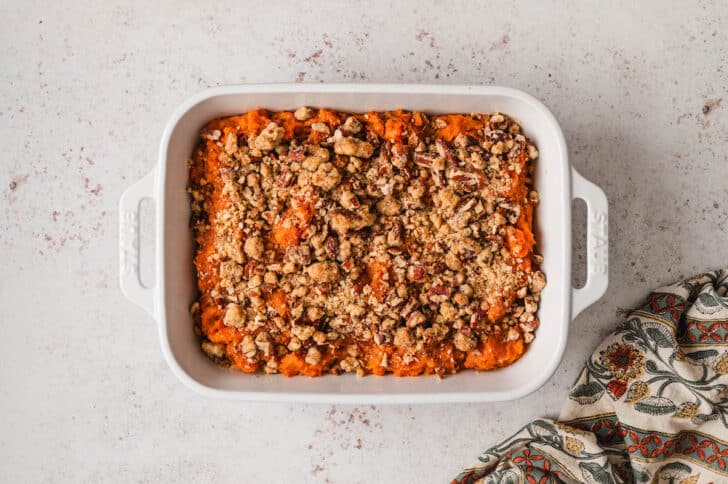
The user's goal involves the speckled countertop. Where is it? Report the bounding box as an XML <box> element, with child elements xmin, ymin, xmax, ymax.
<box><xmin>2</xmin><ymin>1</ymin><xmax>727</xmax><ymax>482</ymax></box>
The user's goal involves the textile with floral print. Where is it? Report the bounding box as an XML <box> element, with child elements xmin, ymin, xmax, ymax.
<box><xmin>454</xmin><ymin>269</ymin><xmax>728</xmax><ymax>484</ymax></box>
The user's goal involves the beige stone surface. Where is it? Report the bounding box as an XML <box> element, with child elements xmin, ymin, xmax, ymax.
<box><xmin>1</xmin><ymin>1</ymin><xmax>726</xmax><ymax>482</ymax></box>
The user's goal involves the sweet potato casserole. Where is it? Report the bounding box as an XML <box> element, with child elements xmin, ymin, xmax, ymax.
<box><xmin>188</xmin><ymin>107</ymin><xmax>545</xmax><ymax>377</ymax></box>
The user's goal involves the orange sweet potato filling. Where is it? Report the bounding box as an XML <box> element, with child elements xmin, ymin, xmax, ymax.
<box><xmin>190</xmin><ymin>108</ymin><xmax>540</xmax><ymax>377</ymax></box>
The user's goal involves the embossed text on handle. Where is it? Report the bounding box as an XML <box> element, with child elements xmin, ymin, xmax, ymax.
<box><xmin>120</xmin><ymin>210</ymin><xmax>139</xmax><ymax>276</ymax></box>
<box><xmin>590</xmin><ymin>210</ymin><xmax>608</xmax><ymax>275</ymax></box>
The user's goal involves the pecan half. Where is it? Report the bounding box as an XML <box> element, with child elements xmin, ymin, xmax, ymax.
<box><xmin>325</xmin><ymin>235</ymin><xmax>339</xmax><ymax>259</ymax></box>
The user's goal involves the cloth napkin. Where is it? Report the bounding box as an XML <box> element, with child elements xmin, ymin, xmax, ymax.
<box><xmin>453</xmin><ymin>269</ymin><xmax>728</xmax><ymax>484</ymax></box>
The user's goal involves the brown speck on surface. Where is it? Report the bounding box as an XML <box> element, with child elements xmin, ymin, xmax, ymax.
<box><xmin>676</xmin><ymin>112</ymin><xmax>692</xmax><ymax>124</ymax></box>
<box><xmin>415</xmin><ymin>30</ymin><xmax>436</xmax><ymax>48</ymax></box>
<box><xmin>296</xmin><ymin>71</ymin><xmax>306</xmax><ymax>82</ymax></box>
<box><xmin>303</xmin><ymin>49</ymin><xmax>323</xmax><ymax>64</ymax></box>
<box><xmin>490</xmin><ymin>32</ymin><xmax>511</xmax><ymax>50</ymax></box>
<box><xmin>112</xmin><ymin>53</ymin><xmax>127</xmax><ymax>65</ymax></box>
<box><xmin>8</xmin><ymin>174</ymin><xmax>29</xmax><ymax>192</ymax></box>
<box><xmin>714</xmin><ymin>201</ymin><xmax>720</xmax><ymax>209</ymax></box>
<box><xmin>702</xmin><ymin>98</ymin><xmax>722</xmax><ymax>115</ymax></box>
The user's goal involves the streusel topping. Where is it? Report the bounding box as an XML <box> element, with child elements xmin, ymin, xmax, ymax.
<box><xmin>190</xmin><ymin>108</ymin><xmax>544</xmax><ymax>377</ymax></box>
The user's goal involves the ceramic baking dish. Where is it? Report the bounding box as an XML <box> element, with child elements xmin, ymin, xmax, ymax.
<box><xmin>119</xmin><ymin>84</ymin><xmax>608</xmax><ymax>403</ymax></box>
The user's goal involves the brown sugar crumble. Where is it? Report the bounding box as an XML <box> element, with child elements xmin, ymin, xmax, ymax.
<box><xmin>189</xmin><ymin>107</ymin><xmax>545</xmax><ymax>377</ymax></box>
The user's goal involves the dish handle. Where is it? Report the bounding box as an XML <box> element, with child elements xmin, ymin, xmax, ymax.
<box><xmin>571</xmin><ymin>168</ymin><xmax>608</xmax><ymax>318</ymax></box>
<box><xmin>119</xmin><ymin>169</ymin><xmax>156</xmax><ymax>317</ymax></box>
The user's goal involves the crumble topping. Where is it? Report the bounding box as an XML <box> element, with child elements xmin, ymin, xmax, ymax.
<box><xmin>189</xmin><ymin>108</ymin><xmax>544</xmax><ymax>377</ymax></box>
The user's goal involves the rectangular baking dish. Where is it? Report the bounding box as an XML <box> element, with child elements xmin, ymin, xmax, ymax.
<box><xmin>119</xmin><ymin>84</ymin><xmax>608</xmax><ymax>403</ymax></box>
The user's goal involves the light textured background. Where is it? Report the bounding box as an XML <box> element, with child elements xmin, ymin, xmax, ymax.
<box><xmin>1</xmin><ymin>1</ymin><xmax>727</xmax><ymax>482</ymax></box>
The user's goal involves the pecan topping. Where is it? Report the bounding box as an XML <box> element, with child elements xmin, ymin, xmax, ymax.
<box><xmin>334</xmin><ymin>137</ymin><xmax>374</xmax><ymax>158</ymax></box>
<box><xmin>294</xmin><ymin>106</ymin><xmax>314</xmax><ymax>121</ymax></box>
<box><xmin>325</xmin><ymin>235</ymin><xmax>339</xmax><ymax>259</ymax></box>
<box><xmin>253</xmin><ymin>122</ymin><xmax>284</xmax><ymax>152</ymax></box>
<box><xmin>306</xmin><ymin>261</ymin><xmax>339</xmax><ymax>283</ymax></box>
<box><xmin>191</xmin><ymin>108</ymin><xmax>543</xmax><ymax>376</ymax></box>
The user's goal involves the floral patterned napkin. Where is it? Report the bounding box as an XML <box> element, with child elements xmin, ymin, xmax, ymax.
<box><xmin>453</xmin><ymin>269</ymin><xmax>728</xmax><ymax>484</ymax></box>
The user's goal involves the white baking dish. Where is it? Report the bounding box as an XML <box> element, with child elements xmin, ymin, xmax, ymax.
<box><xmin>119</xmin><ymin>84</ymin><xmax>608</xmax><ymax>403</ymax></box>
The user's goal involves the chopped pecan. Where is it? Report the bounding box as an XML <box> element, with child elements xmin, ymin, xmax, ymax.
<box><xmin>277</xmin><ymin>169</ymin><xmax>295</xmax><ymax>188</ymax></box>
<box><xmin>329</xmin><ymin>208</ymin><xmax>375</xmax><ymax>234</ymax></box>
<box><xmin>391</xmin><ymin>143</ymin><xmax>409</xmax><ymax>169</ymax></box>
<box><xmin>448</xmin><ymin>169</ymin><xmax>480</xmax><ymax>190</ymax></box>
<box><xmin>285</xmin><ymin>246</ymin><xmax>311</xmax><ymax>266</ymax></box>
<box><xmin>325</xmin><ymin>235</ymin><xmax>339</xmax><ymax>259</ymax></box>
<box><xmin>387</xmin><ymin>222</ymin><xmax>403</xmax><ymax>247</ymax></box>
<box><xmin>407</xmin><ymin>265</ymin><xmax>426</xmax><ymax>282</ymax></box>
<box><xmin>413</xmin><ymin>151</ymin><xmax>437</xmax><ymax>168</ymax></box>
<box><xmin>288</xmin><ymin>146</ymin><xmax>305</xmax><ymax>162</ymax></box>
<box><xmin>406</xmin><ymin>311</ymin><xmax>427</xmax><ymax>328</ymax></box>
<box><xmin>436</xmin><ymin>139</ymin><xmax>457</xmax><ymax>165</ymax></box>
<box><xmin>429</xmin><ymin>285</ymin><xmax>451</xmax><ymax>297</ymax></box>
<box><xmin>339</xmin><ymin>190</ymin><xmax>360</xmax><ymax>210</ymax></box>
